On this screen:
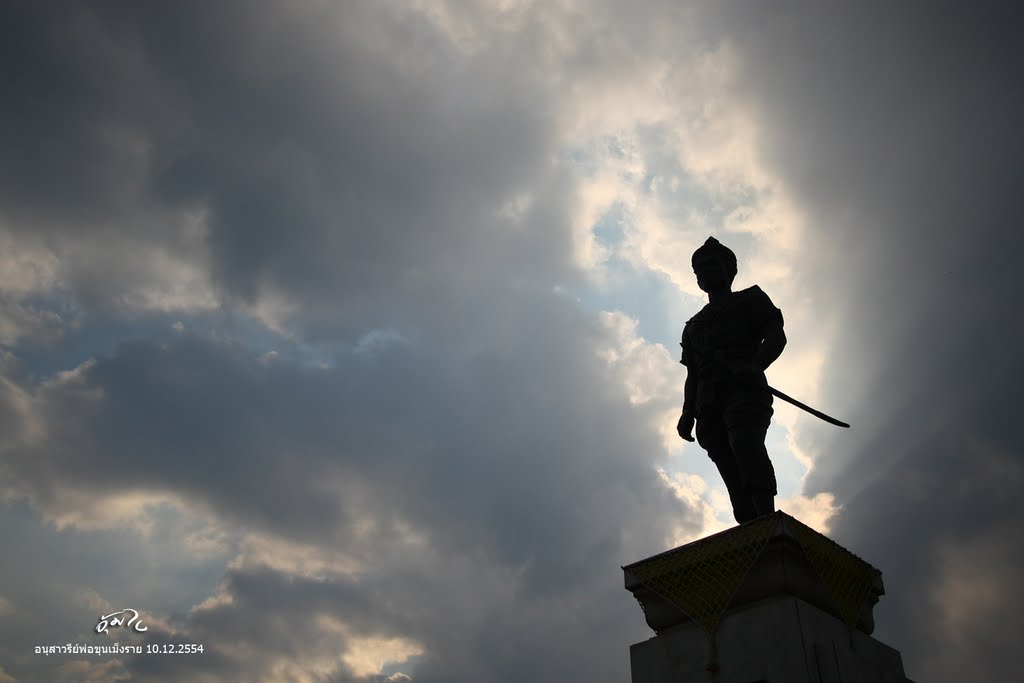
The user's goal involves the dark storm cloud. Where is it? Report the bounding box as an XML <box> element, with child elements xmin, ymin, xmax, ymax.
<box><xmin>699</xmin><ymin>3</ymin><xmax>1024</xmax><ymax>680</ymax></box>
<box><xmin>2</xmin><ymin>306</ymin><xmax>684</xmax><ymax>579</ymax></box>
<box><xmin>0</xmin><ymin>0</ymin><xmax>568</xmax><ymax>331</ymax></box>
<box><xmin>110</xmin><ymin>539</ymin><xmax>644</xmax><ymax>683</ymax></box>
<box><xmin>0</xmin><ymin>308</ymin><xmax>690</xmax><ymax>681</ymax></box>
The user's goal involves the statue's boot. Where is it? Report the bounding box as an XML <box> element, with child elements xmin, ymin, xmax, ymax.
<box><xmin>730</xmin><ymin>491</ymin><xmax>757</xmax><ymax>524</ymax></box>
<box><xmin>751</xmin><ymin>492</ymin><xmax>775</xmax><ymax>517</ymax></box>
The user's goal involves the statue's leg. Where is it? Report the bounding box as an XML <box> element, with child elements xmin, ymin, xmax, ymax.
<box><xmin>723</xmin><ymin>389</ymin><xmax>776</xmax><ymax>518</ymax></box>
<box><xmin>714</xmin><ymin>453</ymin><xmax>758</xmax><ymax>524</ymax></box>
<box><xmin>697</xmin><ymin>410</ymin><xmax>756</xmax><ymax>523</ymax></box>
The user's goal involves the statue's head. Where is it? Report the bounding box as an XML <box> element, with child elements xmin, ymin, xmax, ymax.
<box><xmin>691</xmin><ymin>236</ymin><xmax>737</xmax><ymax>293</ymax></box>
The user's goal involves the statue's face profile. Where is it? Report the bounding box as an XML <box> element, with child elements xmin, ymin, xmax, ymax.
<box><xmin>692</xmin><ymin>253</ymin><xmax>733</xmax><ymax>293</ymax></box>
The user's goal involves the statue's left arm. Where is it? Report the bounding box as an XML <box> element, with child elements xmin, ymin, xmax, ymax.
<box><xmin>734</xmin><ymin>286</ymin><xmax>786</xmax><ymax>377</ymax></box>
<box><xmin>751</xmin><ymin>286</ymin><xmax>786</xmax><ymax>370</ymax></box>
<box><xmin>754</xmin><ymin>323</ymin><xmax>786</xmax><ymax>371</ymax></box>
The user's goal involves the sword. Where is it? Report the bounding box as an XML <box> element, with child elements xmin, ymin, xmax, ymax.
<box><xmin>767</xmin><ymin>385</ymin><xmax>850</xmax><ymax>428</ymax></box>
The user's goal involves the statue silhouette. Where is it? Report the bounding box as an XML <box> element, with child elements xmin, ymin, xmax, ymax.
<box><xmin>677</xmin><ymin>237</ymin><xmax>787</xmax><ymax>523</ymax></box>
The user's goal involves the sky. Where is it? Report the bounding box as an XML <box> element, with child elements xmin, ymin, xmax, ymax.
<box><xmin>1</xmin><ymin>2</ymin><xmax>1022</xmax><ymax>682</ymax></box>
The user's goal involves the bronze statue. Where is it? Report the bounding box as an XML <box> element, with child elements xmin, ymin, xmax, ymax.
<box><xmin>677</xmin><ymin>237</ymin><xmax>787</xmax><ymax>524</ymax></box>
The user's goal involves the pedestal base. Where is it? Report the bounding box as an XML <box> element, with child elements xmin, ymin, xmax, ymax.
<box><xmin>630</xmin><ymin>595</ymin><xmax>913</xmax><ymax>683</ymax></box>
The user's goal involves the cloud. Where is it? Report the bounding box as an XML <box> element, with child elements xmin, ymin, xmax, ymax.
<box><xmin>1</xmin><ymin>1</ymin><xmax>574</xmax><ymax>338</ymax></box>
<box><xmin>0</xmin><ymin>312</ymin><xmax>691</xmax><ymax>680</ymax></box>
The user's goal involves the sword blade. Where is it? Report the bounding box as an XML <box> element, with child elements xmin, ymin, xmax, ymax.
<box><xmin>767</xmin><ymin>385</ymin><xmax>850</xmax><ymax>428</ymax></box>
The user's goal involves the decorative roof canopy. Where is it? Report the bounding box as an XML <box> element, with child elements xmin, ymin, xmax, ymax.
<box><xmin>623</xmin><ymin>511</ymin><xmax>884</xmax><ymax>640</ymax></box>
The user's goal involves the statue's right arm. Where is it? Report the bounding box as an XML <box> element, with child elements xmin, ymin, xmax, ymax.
<box><xmin>678</xmin><ymin>325</ymin><xmax>697</xmax><ymax>441</ymax></box>
<box><xmin>677</xmin><ymin>368</ymin><xmax>697</xmax><ymax>442</ymax></box>
<box><xmin>682</xmin><ymin>370</ymin><xmax>696</xmax><ymax>419</ymax></box>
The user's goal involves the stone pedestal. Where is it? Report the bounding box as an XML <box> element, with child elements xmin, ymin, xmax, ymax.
<box><xmin>623</xmin><ymin>511</ymin><xmax>915</xmax><ymax>683</ymax></box>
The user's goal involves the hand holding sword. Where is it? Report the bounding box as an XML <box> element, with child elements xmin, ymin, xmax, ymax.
<box><xmin>677</xmin><ymin>355</ymin><xmax>850</xmax><ymax>442</ymax></box>
<box><xmin>677</xmin><ymin>379</ymin><xmax>850</xmax><ymax>442</ymax></box>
